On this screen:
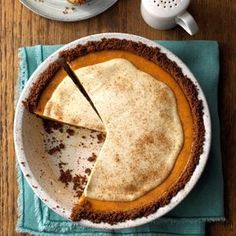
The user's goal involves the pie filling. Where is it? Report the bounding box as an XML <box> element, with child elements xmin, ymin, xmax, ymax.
<box><xmin>24</xmin><ymin>39</ymin><xmax>205</xmax><ymax>224</ymax></box>
<box><xmin>67</xmin><ymin>0</ymin><xmax>87</xmax><ymax>5</ymax></box>
<box><xmin>35</xmin><ymin>50</ymin><xmax>192</xmax><ymax>207</ymax></box>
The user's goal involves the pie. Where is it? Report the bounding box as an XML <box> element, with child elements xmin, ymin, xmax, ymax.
<box><xmin>24</xmin><ymin>38</ymin><xmax>205</xmax><ymax>224</ymax></box>
<box><xmin>67</xmin><ymin>0</ymin><xmax>87</xmax><ymax>4</ymax></box>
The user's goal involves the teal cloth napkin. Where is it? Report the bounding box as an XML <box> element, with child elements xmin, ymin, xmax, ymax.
<box><xmin>16</xmin><ymin>41</ymin><xmax>224</xmax><ymax>236</ymax></box>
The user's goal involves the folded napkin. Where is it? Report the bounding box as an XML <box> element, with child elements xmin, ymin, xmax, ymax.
<box><xmin>16</xmin><ymin>41</ymin><xmax>224</xmax><ymax>236</ymax></box>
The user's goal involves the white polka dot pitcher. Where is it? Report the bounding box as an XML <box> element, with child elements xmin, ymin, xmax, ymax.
<box><xmin>141</xmin><ymin>0</ymin><xmax>199</xmax><ymax>35</ymax></box>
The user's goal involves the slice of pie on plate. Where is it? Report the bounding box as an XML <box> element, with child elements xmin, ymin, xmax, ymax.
<box><xmin>24</xmin><ymin>38</ymin><xmax>206</xmax><ymax>224</ymax></box>
<box><xmin>68</xmin><ymin>0</ymin><xmax>87</xmax><ymax>4</ymax></box>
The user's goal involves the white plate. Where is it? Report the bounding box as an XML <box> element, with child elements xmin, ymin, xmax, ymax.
<box><xmin>20</xmin><ymin>0</ymin><xmax>118</xmax><ymax>22</ymax></box>
<box><xmin>14</xmin><ymin>33</ymin><xmax>211</xmax><ymax>229</ymax></box>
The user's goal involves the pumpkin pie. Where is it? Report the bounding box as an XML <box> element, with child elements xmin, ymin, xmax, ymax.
<box><xmin>24</xmin><ymin>38</ymin><xmax>205</xmax><ymax>224</ymax></box>
<box><xmin>67</xmin><ymin>0</ymin><xmax>87</xmax><ymax>4</ymax></box>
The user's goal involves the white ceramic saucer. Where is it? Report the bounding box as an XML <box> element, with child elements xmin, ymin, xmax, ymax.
<box><xmin>20</xmin><ymin>0</ymin><xmax>118</xmax><ymax>22</ymax></box>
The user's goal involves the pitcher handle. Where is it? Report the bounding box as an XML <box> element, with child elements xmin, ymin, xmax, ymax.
<box><xmin>176</xmin><ymin>11</ymin><xmax>199</xmax><ymax>35</ymax></box>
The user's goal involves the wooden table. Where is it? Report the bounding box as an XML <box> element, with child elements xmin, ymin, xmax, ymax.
<box><xmin>0</xmin><ymin>0</ymin><xmax>235</xmax><ymax>235</ymax></box>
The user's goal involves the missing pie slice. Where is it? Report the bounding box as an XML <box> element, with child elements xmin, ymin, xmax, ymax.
<box><xmin>24</xmin><ymin>38</ymin><xmax>205</xmax><ymax>224</ymax></box>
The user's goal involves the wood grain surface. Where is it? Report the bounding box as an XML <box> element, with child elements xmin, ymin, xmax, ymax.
<box><xmin>0</xmin><ymin>0</ymin><xmax>235</xmax><ymax>235</ymax></box>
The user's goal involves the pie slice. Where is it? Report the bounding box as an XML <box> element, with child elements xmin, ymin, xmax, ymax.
<box><xmin>35</xmin><ymin>68</ymin><xmax>104</xmax><ymax>132</ymax></box>
<box><xmin>67</xmin><ymin>0</ymin><xmax>87</xmax><ymax>4</ymax></box>
<box><xmin>24</xmin><ymin>38</ymin><xmax>205</xmax><ymax>224</ymax></box>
